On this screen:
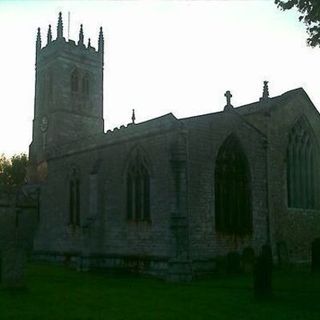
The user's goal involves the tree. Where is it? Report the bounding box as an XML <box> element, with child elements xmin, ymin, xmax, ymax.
<box><xmin>0</xmin><ymin>153</ymin><xmax>28</xmax><ymax>193</ymax></box>
<box><xmin>275</xmin><ymin>0</ymin><xmax>320</xmax><ymax>47</ymax></box>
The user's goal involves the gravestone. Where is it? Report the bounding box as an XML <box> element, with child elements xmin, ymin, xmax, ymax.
<box><xmin>226</xmin><ymin>251</ymin><xmax>241</xmax><ymax>274</ymax></box>
<box><xmin>254</xmin><ymin>244</ymin><xmax>273</xmax><ymax>298</ymax></box>
<box><xmin>311</xmin><ymin>238</ymin><xmax>320</xmax><ymax>272</ymax></box>
<box><xmin>277</xmin><ymin>241</ymin><xmax>289</xmax><ymax>268</ymax></box>
<box><xmin>1</xmin><ymin>248</ymin><xmax>27</xmax><ymax>288</ymax></box>
<box><xmin>241</xmin><ymin>247</ymin><xmax>255</xmax><ymax>273</ymax></box>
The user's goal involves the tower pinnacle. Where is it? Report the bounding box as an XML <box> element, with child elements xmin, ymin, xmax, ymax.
<box><xmin>78</xmin><ymin>24</ymin><xmax>84</xmax><ymax>46</ymax></box>
<box><xmin>47</xmin><ymin>25</ymin><xmax>52</xmax><ymax>45</ymax></box>
<box><xmin>98</xmin><ymin>26</ymin><xmax>104</xmax><ymax>64</ymax></box>
<box><xmin>36</xmin><ymin>27</ymin><xmax>41</xmax><ymax>59</ymax></box>
<box><xmin>57</xmin><ymin>12</ymin><xmax>64</xmax><ymax>39</ymax></box>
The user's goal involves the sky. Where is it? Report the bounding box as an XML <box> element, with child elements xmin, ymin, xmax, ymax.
<box><xmin>1</xmin><ymin>0</ymin><xmax>320</xmax><ymax>157</ymax></box>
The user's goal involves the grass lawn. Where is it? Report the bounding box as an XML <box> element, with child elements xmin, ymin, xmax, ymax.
<box><xmin>0</xmin><ymin>263</ymin><xmax>319</xmax><ymax>320</ymax></box>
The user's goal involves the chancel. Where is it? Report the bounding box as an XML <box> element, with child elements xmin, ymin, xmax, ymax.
<box><xmin>29</xmin><ymin>13</ymin><xmax>320</xmax><ymax>280</ymax></box>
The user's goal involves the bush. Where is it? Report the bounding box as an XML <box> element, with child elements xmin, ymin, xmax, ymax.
<box><xmin>254</xmin><ymin>244</ymin><xmax>272</xmax><ymax>298</ymax></box>
<box><xmin>311</xmin><ymin>238</ymin><xmax>320</xmax><ymax>273</ymax></box>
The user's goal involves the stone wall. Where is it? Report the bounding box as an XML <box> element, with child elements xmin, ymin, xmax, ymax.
<box><xmin>243</xmin><ymin>89</ymin><xmax>320</xmax><ymax>263</ymax></box>
<box><xmin>32</xmin><ymin>88</ymin><xmax>320</xmax><ymax>277</ymax></box>
<box><xmin>33</xmin><ymin>115</ymin><xmax>181</xmax><ymax>276</ymax></box>
<box><xmin>0</xmin><ymin>189</ymin><xmax>38</xmax><ymax>287</ymax></box>
<box><xmin>183</xmin><ymin>110</ymin><xmax>268</xmax><ymax>273</ymax></box>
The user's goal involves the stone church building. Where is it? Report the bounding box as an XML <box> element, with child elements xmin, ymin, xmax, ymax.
<box><xmin>29</xmin><ymin>13</ymin><xmax>320</xmax><ymax>279</ymax></box>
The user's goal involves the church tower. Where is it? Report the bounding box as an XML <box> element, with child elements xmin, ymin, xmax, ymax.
<box><xmin>30</xmin><ymin>13</ymin><xmax>104</xmax><ymax>164</ymax></box>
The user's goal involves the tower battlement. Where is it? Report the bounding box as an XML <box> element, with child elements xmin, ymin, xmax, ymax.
<box><xmin>36</xmin><ymin>12</ymin><xmax>104</xmax><ymax>66</ymax></box>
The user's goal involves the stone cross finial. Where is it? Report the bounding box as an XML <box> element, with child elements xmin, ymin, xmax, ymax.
<box><xmin>132</xmin><ymin>109</ymin><xmax>136</xmax><ymax>124</ymax></box>
<box><xmin>224</xmin><ymin>90</ymin><xmax>234</xmax><ymax>111</ymax></box>
<box><xmin>225</xmin><ymin>90</ymin><xmax>232</xmax><ymax>106</ymax></box>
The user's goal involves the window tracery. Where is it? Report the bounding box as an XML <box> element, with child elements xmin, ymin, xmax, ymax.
<box><xmin>215</xmin><ymin>135</ymin><xmax>252</xmax><ymax>234</ymax></box>
<box><xmin>126</xmin><ymin>151</ymin><xmax>150</xmax><ymax>222</ymax></box>
<box><xmin>287</xmin><ymin>118</ymin><xmax>319</xmax><ymax>209</ymax></box>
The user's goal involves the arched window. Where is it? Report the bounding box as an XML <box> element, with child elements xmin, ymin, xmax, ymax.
<box><xmin>126</xmin><ymin>151</ymin><xmax>150</xmax><ymax>222</ymax></box>
<box><xmin>287</xmin><ymin>118</ymin><xmax>319</xmax><ymax>209</ymax></box>
<box><xmin>71</xmin><ymin>69</ymin><xmax>79</xmax><ymax>93</ymax></box>
<box><xmin>69</xmin><ymin>168</ymin><xmax>80</xmax><ymax>226</ymax></box>
<box><xmin>215</xmin><ymin>135</ymin><xmax>252</xmax><ymax>235</ymax></box>
<box><xmin>82</xmin><ymin>74</ymin><xmax>89</xmax><ymax>96</ymax></box>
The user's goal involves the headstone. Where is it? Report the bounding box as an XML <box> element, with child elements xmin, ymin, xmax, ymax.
<box><xmin>241</xmin><ymin>247</ymin><xmax>255</xmax><ymax>273</ymax></box>
<box><xmin>311</xmin><ymin>238</ymin><xmax>320</xmax><ymax>272</ymax></box>
<box><xmin>1</xmin><ymin>248</ymin><xmax>27</xmax><ymax>288</ymax></box>
<box><xmin>254</xmin><ymin>244</ymin><xmax>273</xmax><ymax>298</ymax></box>
<box><xmin>277</xmin><ymin>241</ymin><xmax>289</xmax><ymax>268</ymax></box>
<box><xmin>226</xmin><ymin>251</ymin><xmax>241</xmax><ymax>274</ymax></box>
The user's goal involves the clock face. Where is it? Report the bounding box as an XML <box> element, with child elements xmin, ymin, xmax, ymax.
<box><xmin>40</xmin><ymin>116</ymin><xmax>48</xmax><ymax>132</ymax></box>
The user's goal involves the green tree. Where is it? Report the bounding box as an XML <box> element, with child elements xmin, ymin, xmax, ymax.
<box><xmin>275</xmin><ymin>0</ymin><xmax>320</xmax><ymax>47</ymax></box>
<box><xmin>0</xmin><ymin>153</ymin><xmax>28</xmax><ymax>192</ymax></box>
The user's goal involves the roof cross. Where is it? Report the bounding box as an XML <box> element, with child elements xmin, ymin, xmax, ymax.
<box><xmin>224</xmin><ymin>90</ymin><xmax>234</xmax><ymax>111</ymax></box>
<box><xmin>225</xmin><ymin>90</ymin><xmax>232</xmax><ymax>106</ymax></box>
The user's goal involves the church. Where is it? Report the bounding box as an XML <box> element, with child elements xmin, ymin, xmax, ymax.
<box><xmin>29</xmin><ymin>13</ymin><xmax>320</xmax><ymax>280</ymax></box>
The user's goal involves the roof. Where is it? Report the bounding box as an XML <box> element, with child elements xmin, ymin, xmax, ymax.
<box><xmin>180</xmin><ymin>88</ymin><xmax>309</xmax><ymax>121</ymax></box>
<box><xmin>46</xmin><ymin>113</ymin><xmax>180</xmax><ymax>160</ymax></box>
<box><xmin>47</xmin><ymin>87</ymin><xmax>313</xmax><ymax>160</ymax></box>
<box><xmin>236</xmin><ymin>87</ymin><xmax>307</xmax><ymax>115</ymax></box>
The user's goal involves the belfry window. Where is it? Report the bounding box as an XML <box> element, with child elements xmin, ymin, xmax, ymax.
<box><xmin>126</xmin><ymin>152</ymin><xmax>150</xmax><ymax>222</ymax></box>
<box><xmin>71</xmin><ymin>69</ymin><xmax>79</xmax><ymax>93</ymax></box>
<box><xmin>215</xmin><ymin>135</ymin><xmax>252</xmax><ymax>235</ymax></box>
<box><xmin>287</xmin><ymin>118</ymin><xmax>319</xmax><ymax>209</ymax></box>
<box><xmin>69</xmin><ymin>169</ymin><xmax>80</xmax><ymax>226</ymax></box>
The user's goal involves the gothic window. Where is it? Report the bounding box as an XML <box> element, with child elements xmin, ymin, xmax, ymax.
<box><xmin>82</xmin><ymin>74</ymin><xmax>89</xmax><ymax>96</ymax></box>
<box><xmin>126</xmin><ymin>151</ymin><xmax>150</xmax><ymax>222</ymax></box>
<box><xmin>215</xmin><ymin>135</ymin><xmax>252</xmax><ymax>235</ymax></box>
<box><xmin>69</xmin><ymin>169</ymin><xmax>80</xmax><ymax>226</ymax></box>
<box><xmin>287</xmin><ymin>118</ymin><xmax>319</xmax><ymax>209</ymax></box>
<box><xmin>71</xmin><ymin>69</ymin><xmax>79</xmax><ymax>93</ymax></box>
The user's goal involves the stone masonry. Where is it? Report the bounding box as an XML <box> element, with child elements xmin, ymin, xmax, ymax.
<box><xmin>30</xmin><ymin>13</ymin><xmax>320</xmax><ymax>279</ymax></box>
<box><xmin>0</xmin><ymin>188</ymin><xmax>38</xmax><ymax>287</ymax></box>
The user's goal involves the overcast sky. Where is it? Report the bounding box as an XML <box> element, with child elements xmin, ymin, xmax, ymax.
<box><xmin>1</xmin><ymin>0</ymin><xmax>320</xmax><ymax>157</ymax></box>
